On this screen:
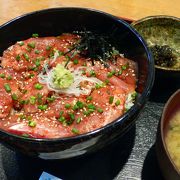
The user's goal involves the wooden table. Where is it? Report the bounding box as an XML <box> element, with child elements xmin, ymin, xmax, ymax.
<box><xmin>0</xmin><ymin>0</ymin><xmax>180</xmax><ymax>25</ymax></box>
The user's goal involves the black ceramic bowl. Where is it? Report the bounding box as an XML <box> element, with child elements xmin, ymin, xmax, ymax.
<box><xmin>0</xmin><ymin>8</ymin><xmax>154</xmax><ymax>159</ymax></box>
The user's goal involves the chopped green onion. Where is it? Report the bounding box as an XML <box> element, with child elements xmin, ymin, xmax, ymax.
<box><xmin>73</xmin><ymin>59</ymin><xmax>79</xmax><ymax>65</ymax></box>
<box><xmin>26</xmin><ymin>47</ymin><xmax>31</xmax><ymax>52</ymax></box>
<box><xmin>28</xmin><ymin>74</ymin><xmax>35</xmax><ymax>78</ymax></box>
<box><xmin>89</xmin><ymin>70</ymin><xmax>96</xmax><ymax>77</ymax></box>
<box><xmin>47</xmin><ymin>96</ymin><xmax>55</xmax><ymax>103</ymax></box>
<box><xmin>46</xmin><ymin>45</ymin><xmax>51</xmax><ymax>51</ymax></box>
<box><xmin>107</xmin><ymin>72</ymin><xmax>113</xmax><ymax>78</ymax></box>
<box><xmin>22</xmin><ymin>133</ymin><xmax>29</xmax><ymax>138</ymax></box>
<box><xmin>30</xmin><ymin>96</ymin><xmax>36</xmax><ymax>104</ymax></box>
<box><xmin>72</xmin><ymin>127</ymin><xmax>79</xmax><ymax>134</ymax></box>
<box><xmin>83</xmin><ymin>111</ymin><xmax>90</xmax><ymax>116</ymax></box>
<box><xmin>104</xmin><ymin>79</ymin><xmax>110</xmax><ymax>85</ymax></box>
<box><xmin>28</xmin><ymin>42</ymin><xmax>35</xmax><ymax>48</ymax></box>
<box><xmin>0</xmin><ymin>73</ymin><xmax>5</xmax><ymax>78</ymax></box>
<box><xmin>17</xmin><ymin>41</ymin><xmax>24</xmax><ymax>46</ymax></box>
<box><xmin>69</xmin><ymin>113</ymin><xmax>75</xmax><ymax>120</ymax></box>
<box><xmin>58</xmin><ymin>116</ymin><xmax>66</xmax><ymax>122</ymax></box>
<box><xmin>4</xmin><ymin>83</ymin><xmax>11</xmax><ymax>93</ymax></box>
<box><xmin>95</xmin><ymin>83</ymin><xmax>103</xmax><ymax>89</ymax></box>
<box><xmin>34</xmin><ymin>83</ymin><xmax>43</xmax><ymax>90</ymax></box>
<box><xmin>109</xmin><ymin>96</ymin><xmax>114</xmax><ymax>104</ymax></box>
<box><xmin>38</xmin><ymin>104</ymin><xmax>48</xmax><ymax>111</ymax></box>
<box><xmin>7</xmin><ymin>75</ymin><xmax>12</xmax><ymax>80</ymax></box>
<box><xmin>65</xmin><ymin>103</ymin><xmax>71</xmax><ymax>109</ymax></box>
<box><xmin>35</xmin><ymin>60</ymin><xmax>41</xmax><ymax>67</ymax></box>
<box><xmin>117</xmin><ymin>70</ymin><xmax>122</xmax><ymax>75</ymax></box>
<box><xmin>28</xmin><ymin>120</ymin><xmax>36</xmax><ymax>127</ymax></box>
<box><xmin>32</xmin><ymin>33</ymin><xmax>39</xmax><ymax>38</ymax></box>
<box><xmin>35</xmin><ymin>49</ymin><xmax>40</xmax><ymax>54</ymax></box>
<box><xmin>73</xmin><ymin>101</ymin><xmax>84</xmax><ymax>110</ymax></box>
<box><xmin>76</xmin><ymin>117</ymin><xmax>81</xmax><ymax>124</ymax></box>
<box><xmin>59</xmin><ymin>111</ymin><xmax>64</xmax><ymax>117</ymax></box>
<box><xmin>97</xmin><ymin>108</ymin><xmax>103</xmax><ymax>113</ymax></box>
<box><xmin>37</xmin><ymin>93</ymin><xmax>43</xmax><ymax>103</ymax></box>
<box><xmin>16</xmin><ymin>54</ymin><xmax>20</xmax><ymax>61</ymax></box>
<box><xmin>23</xmin><ymin>53</ymin><xmax>29</xmax><ymax>61</ymax></box>
<box><xmin>19</xmin><ymin>114</ymin><xmax>26</xmax><ymax>119</ymax></box>
<box><xmin>87</xmin><ymin>104</ymin><xmax>96</xmax><ymax>110</ymax></box>
<box><xmin>86</xmin><ymin>96</ymin><xmax>92</xmax><ymax>101</ymax></box>
<box><xmin>20</xmin><ymin>99</ymin><xmax>29</xmax><ymax>105</ymax></box>
<box><xmin>81</xmin><ymin>70</ymin><xmax>86</xmax><ymax>75</ymax></box>
<box><xmin>115</xmin><ymin>99</ymin><xmax>121</xmax><ymax>106</ymax></box>
<box><xmin>11</xmin><ymin>93</ymin><xmax>18</xmax><ymax>100</ymax></box>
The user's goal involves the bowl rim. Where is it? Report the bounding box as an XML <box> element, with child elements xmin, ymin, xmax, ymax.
<box><xmin>160</xmin><ymin>89</ymin><xmax>180</xmax><ymax>175</ymax></box>
<box><xmin>131</xmin><ymin>15</ymin><xmax>180</xmax><ymax>72</ymax></box>
<box><xmin>0</xmin><ymin>7</ymin><xmax>155</xmax><ymax>143</ymax></box>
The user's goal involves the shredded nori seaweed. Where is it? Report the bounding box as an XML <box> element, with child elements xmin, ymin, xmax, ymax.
<box><xmin>64</xmin><ymin>31</ymin><xmax>120</xmax><ymax>68</ymax></box>
<box><xmin>150</xmin><ymin>45</ymin><xmax>177</xmax><ymax>67</ymax></box>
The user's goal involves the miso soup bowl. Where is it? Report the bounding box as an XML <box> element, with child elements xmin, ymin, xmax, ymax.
<box><xmin>156</xmin><ymin>89</ymin><xmax>180</xmax><ymax>180</ymax></box>
<box><xmin>0</xmin><ymin>8</ymin><xmax>154</xmax><ymax>159</ymax></box>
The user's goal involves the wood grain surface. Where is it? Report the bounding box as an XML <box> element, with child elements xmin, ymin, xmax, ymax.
<box><xmin>0</xmin><ymin>0</ymin><xmax>179</xmax><ymax>25</ymax></box>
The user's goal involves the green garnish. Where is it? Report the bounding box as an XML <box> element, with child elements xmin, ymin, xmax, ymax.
<box><xmin>58</xmin><ymin>116</ymin><xmax>66</xmax><ymax>123</ymax></box>
<box><xmin>37</xmin><ymin>93</ymin><xmax>43</xmax><ymax>104</ymax></box>
<box><xmin>16</xmin><ymin>54</ymin><xmax>20</xmax><ymax>61</ymax></box>
<box><xmin>29</xmin><ymin>96</ymin><xmax>36</xmax><ymax>104</ymax></box>
<box><xmin>117</xmin><ymin>70</ymin><xmax>122</xmax><ymax>75</ymax></box>
<box><xmin>38</xmin><ymin>104</ymin><xmax>48</xmax><ymax>111</ymax></box>
<box><xmin>47</xmin><ymin>96</ymin><xmax>55</xmax><ymax>103</ymax></box>
<box><xmin>22</xmin><ymin>133</ymin><xmax>29</xmax><ymax>138</ymax></box>
<box><xmin>121</xmin><ymin>64</ymin><xmax>129</xmax><ymax>70</ymax></box>
<box><xmin>20</xmin><ymin>99</ymin><xmax>29</xmax><ymax>105</ymax></box>
<box><xmin>86</xmin><ymin>96</ymin><xmax>92</xmax><ymax>101</ymax></box>
<box><xmin>73</xmin><ymin>59</ymin><xmax>79</xmax><ymax>65</ymax></box>
<box><xmin>35</xmin><ymin>49</ymin><xmax>40</xmax><ymax>54</ymax></box>
<box><xmin>52</xmin><ymin>64</ymin><xmax>74</xmax><ymax>89</ymax></box>
<box><xmin>107</xmin><ymin>70</ymin><xmax>116</xmax><ymax>78</ymax></box>
<box><xmin>32</xmin><ymin>33</ymin><xmax>39</xmax><ymax>38</ymax></box>
<box><xmin>87</xmin><ymin>104</ymin><xmax>96</xmax><ymax>110</ymax></box>
<box><xmin>34</xmin><ymin>83</ymin><xmax>43</xmax><ymax>90</ymax></box>
<box><xmin>89</xmin><ymin>70</ymin><xmax>96</xmax><ymax>77</ymax></box>
<box><xmin>59</xmin><ymin>111</ymin><xmax>64</xmax><ymax>117</ymax></box>
<box><xmin>46</xmin><ymin>45</ymin><xmax>51</xmax><ymax>51</ymax></box>
<box><xmin>72</xmin><ymin>127</ymin><xmax>79</xmax><ymax>134</ymax></box>
<box><xmin>97</xmin><ymin>108</ymin><xmax>103</xmax><ymax>113</ymax></box>
<box><xmin>17</xmin><ymin>41</ymin><xmax>24</xmax><ymax>46</ymax></box>
<box><xmin>7</xmin><ymin>75</ymin><xmax>12</xmax><ymax>80</ymax></box>
<box><xmin>19</xmin><ymin>114</ymin><xmax>26</xmax><ymax>120</ymax></box>
<box><xmin>109</xmin><ymin>96</ymin><xmax>114</xmax><ymax>104</ymax></box>
<box><xmin>95</xmin><ymin>83</ymin><xmax>103</xmax><ymax>89</ymax></box>
<box><xmin>81</xmin><ymin>70</ymin><xmax>86</xmax><ymax>75</ymax></box>
<box><xmin>83</xmin><ymin>110</ymin><xmax>90</xmax><ymax>116</ymax></box>
<box><xmin>28</xmin><ymin>74</ymin><xmax>35</xmax><ymax>78</ymax></box>
<box><xmin>11</xmin><ymin>93</ymin><xmax>18</xmax><ymax>100</ymax></box>
<box><xmin>35</xmin><ymin>60</ymin><xmax>41</xmax><ymax>67</ymax></box>
<box><xmin>65</xmin><ymin>103</ymin><xmax>71</xmax><ymax>109</ymax></box>
<box><xmin>69</xmin><ymin>113</ymin><xmax>75</xmax><ymax>120</ymax></box>
<box><xmin>0</xmin><ymin>73</ymin><xmax>5</xmax><ymax>78</ymax></box>
<box><xmin>76</xmin><ymin>117</ymin><xmax>81</xmax><ymax>124</ymax></box>
<box><xmin>4</xmin><ymin>83</ymin><xmax>11</xmax><ymax>93</ymax></box>
<box><xmin>28</xmin><ymin>42</ymin><xmax>35</xmax><ymax>49</ymax></box>
<box><xmin>104</xmin><ymin>79</ymin><xmax>110</xmax><ymax>85</ymax></box>
<box><xmin>23</xmin><ymin>53</ymin><xmax>30</xmax><ymax>61</ymax></box>
<box><xmin>115</xmin><ymin>99</ymin><xmax>121</xmax><ymax>106</ymax></box>
<box><xmin>28</xmin><ymin>120</ymin><xmax>36</xmax><ymax>127</ymax></box>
